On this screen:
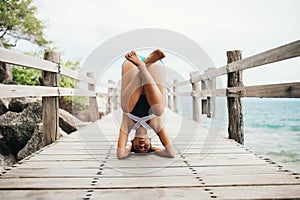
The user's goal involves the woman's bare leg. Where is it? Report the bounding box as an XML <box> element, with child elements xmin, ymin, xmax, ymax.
<box><xmin>125</xmin><ymin>50</ymin><xmax>166</xmax><ymax>116</ymax></box>
<box><xmin>122</xmin><ymin>50</ymin><xmax>166</xmax><ymax>114</ymax></box>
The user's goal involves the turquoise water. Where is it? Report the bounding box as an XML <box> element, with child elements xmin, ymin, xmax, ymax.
<box><xmin>179</xmin><ymin>97</ymin><xmax>300</xmax><ymax>173</ymax></box>
<box><xmin>242</xmin><ymin>98</ymin><xmax>300</xmax><ymax>173</ymax></box>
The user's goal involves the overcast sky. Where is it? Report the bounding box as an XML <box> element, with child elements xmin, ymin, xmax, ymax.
<box><xmin>18</xmin><ymin>0</ymin><xmax>300</xmax><ymax>86</ymax></box>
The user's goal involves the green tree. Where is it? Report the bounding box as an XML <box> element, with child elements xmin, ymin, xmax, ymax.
<box><xmin>0</xmin><ymin>0</ymin><xmax>49</xmax><ymax>48</ymax></box>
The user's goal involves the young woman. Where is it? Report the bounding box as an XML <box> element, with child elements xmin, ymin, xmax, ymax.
<box><xmin>117</xmin><ymin>49</ymin><xmax>175</xmax><ymax>159</ymax></box>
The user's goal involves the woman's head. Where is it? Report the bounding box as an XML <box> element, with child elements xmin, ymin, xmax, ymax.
<box><xmin>131</xmin><ymin>137</ymin><xmax>152</xmax><ymax>153</ymax></box>
<box><xmin>131</xmin><ymin>127</ymin><xmax>153</xmax><ymax>153</ymax></box>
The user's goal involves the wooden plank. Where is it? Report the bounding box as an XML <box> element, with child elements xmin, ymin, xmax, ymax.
<box><xmin>0</xmin><ymin>190</ymin><xmax>86</xmax><ymax>200</ymax></box>
<box><xmin>0</xmin><ymin>188</ymin><xmax>211</xmax><ymax>200</ymax></box>
<box><xmin>0</xmin><ymin>84</ymin><xmax>58</xmax><ymax>98</ymax></box>
<box><xmin>91</xmin><ymin>188</ymin><xmax>211</xmax><ymax>199</ymax></box>
<box><xmin>192</xmin><ymin>165</ymin><xmax>284</xmax><ymax>176</ymax></box>
<box><xmin>212</xmin><ymin>185</ymin><xmax>300</xmax><ymax>200</ymax></box>
<box><xmin>1</xmin><ymin>168</ymin><xmax>99</xmax><ymax>178</ymax></box>
<box><xmin>200</xmin><ymin>173</ymin><xmax>300</xmax><ymax>186</ymax></box>
<box><xmin>0</xmin><ymin>48</ymin><xmax>58</xmax><ymax>72</ymax></box>
<box><xmin>0</xmin><ymin>178</ymin><xmax>96</xmax><ymax>189</ymax></box>
<box><xmin>192</xmin><ymin>39</ymin><xmax>300</xmax><ymax>83</ymax></box>
<box><xmin>228</xmin><ymin>82</ymin><xmax>300</xmax><ymax>98</ymax></box>
<box><xmin>170</xmin><ymin>79</ymin><xmax>190</xmax><ymax>87</ymax></box>
<box><xmin>0</xmin><ymin>176</ymin><xmax>201</xmax><ymax>189</ymax></box>
<box><xmin>24</xmin><ymin>154</ymin><xmax>99</xmax><ymax>161</ymax></box>
<box><xmin>194</xmin><ymin>82</ymin><xmax>300</xmax><ymax>98</ymax></box>
<box><xmin>15</xmin><ymin>160</ymin><xmax>100</xmax><ymax>169</ymax></box>
<box><xmin>60</xmin><ymin>66</ymin><xmax>97</xmax><ymax>84</ymax></box>
<box><xmin>0</xmin><ymin>82</ymin><xmax>95</xmax><ymax>99</ymax></box>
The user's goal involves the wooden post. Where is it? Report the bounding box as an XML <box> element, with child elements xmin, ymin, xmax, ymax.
<box><xmin>115</xmin><ymin>82</ymin><xmax>120</xmax><ymax>109</ymax></box>
<box><xmin>42</xmin><ymin>51</ymin><xmax>59</xmax><ymax>146</ymax></box>
<box><xmin>87</xmin><ymin>73</ymin><xmax>100</xmax><ymax>122</ymax></box>
<box><xmin>206</xmin><ymin>68</ymin><xmax>216</xmax><ymax>118</ymax></box>
<box><xmin>107</xmin><ymin>80</ymin><xmax>114</xmax><ymax>113</ymax></box>
<box><xmin>190</xmin><ymin>72</ymin><xmax>201</xmax><ymax>122</ymax></box>
<box><xmin>113</xmin><ymin>84</ymin><xmax>118</xmax><ymax>110</ymax></box>
<box><xmin>167</xmin><ymin>87</ymin><xmax>172</xmax><ymax>110</ymax></box>
<box><xmin>172</xmin><ymin>79</ymin><xmax>178</xmax><ymax>113</ymax></box>
<box><xmin>201</xmin><ymin>78</ymin><xmax>208</xmax><ymax>115</ymax></box>
<box><xmin>227</xmin><ymin>50</ymin><xmax>244</xmax><ymax>144</ymax></box>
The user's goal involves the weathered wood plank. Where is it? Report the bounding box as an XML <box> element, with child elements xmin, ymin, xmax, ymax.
<box><xmin>194</xmin><ymin>82</ymin><xmax>300</xmax><ymax>98</ymax></box>
<box><xmin>1</xmin><ymin>168</ymin><xmax>99</xmax><ymax>178</ymax></box>
<box><xmin>0</xmin><ymin>176</ymin><xmax>201</xmax><ymax>189</ymax></box>
<box><xmin>0</xmin><ymin>190</ymin><xmax>86</xmax><ymax>200</ymax></box>
<box><xmin>0</xmin><ymin>47</ymin><xmax>58</xmax><ymax>72</ymax></box>
<box><xmin>212</xmin><ymin>185</ymin><xmax>300</xmax><ymax>200</ymax></box>
<box><xmin>91</xmin><ymin>188</ymin><xmax>211</xmax><ymax>199</ymax></box>
<box><xmin>14</xmin><ymin>160</ymin><xmax>101</xmax><ymax>169</ymax></box>
<box><xmin>191</xmin><ymin>39</ymin><xmax>300</xmax><ymax>83</ymax></box>
<box><xmin>228</xmin><ymin>82</ymin><xmax>300</xmax><ymax>98</ymax></box>
<box><xmin>0</xmin><ymin>84</ymin><xmax>59</xmax><ymax>98</ymax></box>
<box><xmin>201</xmin><ymin>173</ymin><xmax>300</xmax><ymax>186</ymax></box>
<box><xmin>0</xmin><ymin>188</ymin><xmax>211</xmax><ymax>200</ymax></box>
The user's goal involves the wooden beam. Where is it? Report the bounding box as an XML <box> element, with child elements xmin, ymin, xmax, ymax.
<box><xmin>193</xmin><ymin>82</ymin><xmax>300</xmax><ymax>98</ymax></box>
<box><xmin>0</xmin><ymin>48</ymin><xmax>58</xmax><ymax>72</ymax></box>
<box><xmin>192</xmin><ymin>40</ymin><xmax>300</xmax><ymax>83</ymax></box>
<box><xmin>0</xmin><ymin>84</ymin><xmax>58</xmax><ymax>98</ymax></box>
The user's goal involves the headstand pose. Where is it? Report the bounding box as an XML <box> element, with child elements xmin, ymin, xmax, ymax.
<box><xmin>117</xmin><ymin>49</ymin><xmax>175</xmax><ymax>159</ymax></box>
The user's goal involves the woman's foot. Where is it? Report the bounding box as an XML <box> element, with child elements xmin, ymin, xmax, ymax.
<box><xmin>125</xmin><ymin>51</ymin><xmax>144</xmax><ymax>67</ymax></box>
<box><xmin>144</xmin><ymin>49</ymin><xmax>165</xmax><ymax>64</ymax></box>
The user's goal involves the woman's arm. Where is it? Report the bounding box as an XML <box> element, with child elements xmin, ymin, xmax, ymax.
<box><xmin>116</xmin><ymin>115</ymin><xmax>133</xmax><ymax>159</ymax></box>
<box><xmin>153</xmin><ymin>128</ymin><xmax>175</xmax><ymax>158</ymax></box>
<box><xmin>117</xmin><ymin>131</ymin><xmax>131</xmax><ymax>159</ymax></box>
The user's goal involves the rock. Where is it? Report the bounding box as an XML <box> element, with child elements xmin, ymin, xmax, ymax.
<box><xmin>0</xmin><ymin>99</ymin><xmax>8</xmax><ymax>116</ymax></box>
<box><xmin>0</xmin><ymin>140</ymin><xmax>16</xmax><ymax>171</ymax></box>
<box><xmin>17</xmin><ymin>123</ymin><xmax>43</xmax><ymax>160</ymax></box>
<box><xmin>0</xmin><ymin>101</ymin><xmax>42</xmax><ymax>156</ymax></box>
<box><xmin>59</xmin><ymin>109</ymin><xmax>82</xmax><ymax>134</ymax></box>
<box><xmin>8</xmin><ymin>98</ymin><xmax>27</xmax><ymax>113</ymax></box>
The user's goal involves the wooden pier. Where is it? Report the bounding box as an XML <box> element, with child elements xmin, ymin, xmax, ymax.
<box><xmin>1</xmin><ymin>40</ymin><xmax>300</xmax><ymax>199</ymax></box>
<box><xmin>1</xmin><ymin>109</ymin><xmax>300</xmax><ymax>199</ymax></box>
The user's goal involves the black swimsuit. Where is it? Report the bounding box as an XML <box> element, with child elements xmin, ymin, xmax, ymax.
<box><xmin>130</xmin><ymin>95</ymin><xmax>152</xmax><ymax>117</ymax></box>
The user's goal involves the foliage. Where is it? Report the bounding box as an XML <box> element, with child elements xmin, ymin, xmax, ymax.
<box><xmin>12</xmin><ymin>66</ymin><xmax>41</xmax><ymax>85</ymax></box>
<box><xmin>12</xmin><ymin>53</ymin><xmax>81</xmax><ymax>88</ymax></box>
<box><xmin>0</xmin><ymin>0</ymin><xmax>49</xmax><ymax>48</ymax></box>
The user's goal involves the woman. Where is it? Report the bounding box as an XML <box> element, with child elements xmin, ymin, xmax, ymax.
<box><xmin>117</xmin><ymin>49</ymin><xmax>175</xmax><ymax>159</ymax></box>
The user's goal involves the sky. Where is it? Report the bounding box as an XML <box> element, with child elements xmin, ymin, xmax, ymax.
<box><xmin>17</xmin><ymin>0</ymin><xmax>300</xmax><ymax>86</ymax></box>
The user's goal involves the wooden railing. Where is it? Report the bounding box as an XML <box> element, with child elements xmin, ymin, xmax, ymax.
<box><xmin>1</xmin><ymin>40</ymin><xmax>299</xmax><ymax>147</ymax></box>
<box><xmin>167</xmin><ymin>40</ymin><xmax>300</xmax><ymax>144</ymax></box>
<box><xmin>0</xmin><ymin>48</ymin><xmax>110</xmax><ymax>146</ymax></box>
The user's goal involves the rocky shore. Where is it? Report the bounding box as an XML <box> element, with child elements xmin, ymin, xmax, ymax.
<box><xmin>0</xmin><ymin>97</ymin><xmax>80</xmax><ymax>171</ymax></box>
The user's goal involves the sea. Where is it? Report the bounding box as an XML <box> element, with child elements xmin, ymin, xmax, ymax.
<box><xmin>179</xmin><ymin>97</ymin><xmax>300</xmax><ymax>173</ymax></box>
